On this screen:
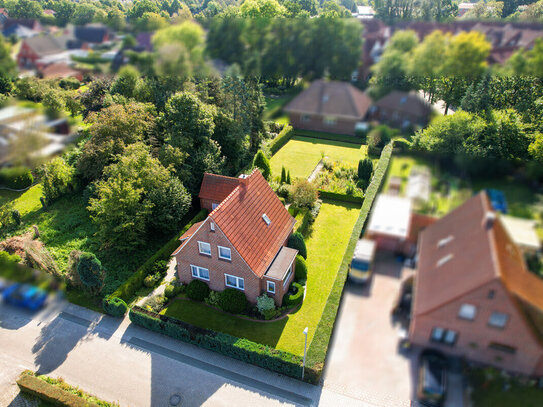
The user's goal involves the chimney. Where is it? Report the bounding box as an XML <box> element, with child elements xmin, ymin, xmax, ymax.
<box><xmin>484</xmin><ymin>212</ymin><xmax>496</xmax><ymax>230</ymax></box>
<box><xmin>238</xmin><ymin>173</ymin><xmax>250</xmax><ymax>187</ymax></box>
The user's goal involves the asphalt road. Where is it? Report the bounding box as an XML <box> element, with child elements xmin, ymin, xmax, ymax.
<box><xmin>0</xmin><ymin>296</ymin><xmax>381</xmax><ymax>407</ymax></box>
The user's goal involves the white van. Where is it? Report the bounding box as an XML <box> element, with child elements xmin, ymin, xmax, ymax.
<box><xmin>348</xmin><ymin>239</ymin><xmax>376</xmax><ymax>283</ymax></box>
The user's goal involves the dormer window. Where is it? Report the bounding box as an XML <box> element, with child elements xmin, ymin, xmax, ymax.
<box><xmin>262</xmin><ymin>214</ymin><xmax>271</xmax><ymax>226</ymax></box>
<box><xmin>437</xmin><ymin>235</ymin><xmax>454</xmax><ymax>248</ymax></box>
<box><xmin>210</xmin><ymin>222</ymin><xmax>215</xmax><ymax>232</ymax></box>
<box><xmin>436</xmin><ymin>254</ymin><xmax>453</xmax><ymax>267</ymax></box>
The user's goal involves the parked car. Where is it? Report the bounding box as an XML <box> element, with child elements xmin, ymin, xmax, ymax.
<box><xmin>0</xmin><ymin>279</ymin><xmax>7</xmax><ymax>292</ymax></box>
<box><xmin>348</xmin><ymin>239</ymin><xmax>376</xmax><ymax>283</ymax></box>
<box><xmin>3</xmin><ymin>283</ymin><xmax>48</xmax><ymax>310</ymax></box>
<box><xmin>392</xmin><ymin>276</ymin><xmax>413</xmax><ymax>319</ymax></box>
<box><xmin>417</xmin><ymin>349</ymin><xmax>448</xmax><ymax>406</ymax></box>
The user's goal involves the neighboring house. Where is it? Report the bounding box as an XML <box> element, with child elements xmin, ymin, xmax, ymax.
<box><xmin>458</xmin><ymin>2</ymin><xmax>476</xmax><ymax>17</ymax></box>
<box><xmin>357</xmin><ymin>19</ymin><xmax>390</xmax><ymax>82</ymax></box>
<box><xmin>70</xmin><ymin>24</ymin><xmax>110</xmax><ymax>49</ymax></box>
<box><xmin>173</xmin><ymin>170</ymin><xmax>297</xmax><ymax>305</ymax></box>
<box><xmin>369</xmin><ymin>91</ymin><xmax>432</xmax><ymax>129</ymax></box>
<box><xmin>39</xmin><ymin>62</ymin><xmax>83</xmax><ymax>81</ymax></box>
<box><xmin>0</xmin><ymin>8</ymin><xmax>8</xmax><ymax>25</ymax></box>
<box><xmin>2</xmin><ymin>18</ymin><xmax>42</xmax><ymax>38</ymax></box>
<box><xmin>17</xmin><ymin>35</ymin><xmax>64</xmax><ymax>69</ymax></box>
<box><xmin>410</xmin><ymin>192</ymin><xmax>543</xmax><ymax>376</ymax></box>
<box><xmin>284</xmin><ymin>80</ymin><xmax>372</xmax><ymax>136</ymax></box>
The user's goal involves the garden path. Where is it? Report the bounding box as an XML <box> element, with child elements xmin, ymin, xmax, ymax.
<box><xmin>135</xmin><ymin>258</ymin><xmax>177</xmax><ymax>306</ymax></box>
<box><xmin>307</xmin><ymin>158</ymin><xmax>325</xmax><ymax>183</ymax></box>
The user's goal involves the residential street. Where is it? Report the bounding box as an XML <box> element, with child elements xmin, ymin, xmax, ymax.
<box><xmin>0</xmin><ymin>295</ymin><xmax>382</xmax><ymax>407</ymax></box>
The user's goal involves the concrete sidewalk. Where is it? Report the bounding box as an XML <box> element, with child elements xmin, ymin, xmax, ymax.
<box><xmin>0</xmin><ymin>296</ymin><xmax>381</xmax><ymax>407</ymax></box>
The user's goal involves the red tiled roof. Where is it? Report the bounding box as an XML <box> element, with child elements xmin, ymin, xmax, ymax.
<box><xmin>284</xmin><ymin>80</ymin><xmax>372</xmax><ymax>119</ymax></box>
<box><xmin>172</xmin><ymin>221</ymin><xmax>204</xmax><ymax>255</ymax></box>
<box><xmin>198</xmin><ymin>173</ymin><xmax>240</xmax><ymax>203</ymax></box>
<box><xmin>211</xmin><ymin>170</ymin><xmax>296</xmax><ymax>278</ymax></box>
<box><xmin>414</xmin><ymin>192</ymin><xmax>543</xmax><ymax>317</ymax></box>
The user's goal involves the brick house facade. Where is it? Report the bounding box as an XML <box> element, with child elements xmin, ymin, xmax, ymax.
<box><xmin>174</xmin><ymin>170</ymin><xmax>297</xmax><ymax>305</ymax></box>
<box><xmin>410</xmin><ymin>192</ymin><xmax>543</xmax><ymax>376</ymax></box>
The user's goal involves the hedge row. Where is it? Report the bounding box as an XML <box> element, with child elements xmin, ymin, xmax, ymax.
<box><xmin>283</xmin><ymin>282</ymin><xmax>304</xmax><ymax>307</ymax></box>
<box><xmin>317</xmin><ymin>190</ymin><xmax>364</xmax><ymax>204</ymax></box>
<box><xmin>304</xmin><ymin>141</ymin><xmax>394</xmax><ymax>384</ymax></box>
<box><xmin>269</xmin><ymin>124</ymin><xmax>293</xmax><ymax>155</ymax></box>
<box><xmin>104</xmin><ymin>209</ymin><xmax>207</xmax><ymax>310</ymax></box>
<box><xmin>294</xmin><ymin>130</ymin><xmax>363</xmax><ymax>145</ymax></box>
<box><xmin>129</xmin><ymin>306</ymin><xmax>303</xmax><ymax>378</ymax></box>
<box><xmin>17</xmin><ymin>372</ymin><xmax>114</xmax><ymax>407</ymax></box>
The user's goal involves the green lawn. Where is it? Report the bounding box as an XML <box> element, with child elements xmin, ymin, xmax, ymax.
<box><xmin>0</xmin><ymin>184</ymin><xmax>168</xmax><ymax>296</ymax></box>
<box><xmin>162</xmin><ymin>199</ymin><xmax>361</xmax><ymax>355</ymax></box>
<box><xmin>263</xmin><ymin>94</ymin><xmax>295</xmax><ymax>120</ymax></box>
<box><xmin>270</xmin><ymin>136</ymin><xmax>368</xmax><ymax>180</ymax></box>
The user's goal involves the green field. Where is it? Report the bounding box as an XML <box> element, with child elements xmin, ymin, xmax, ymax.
<box><xmin>162</xmin><ymin>199</ymin><xmax>361</xmax><ymax>355</ymax></box>
<box><xmin>270</xmin><ymin>136</ymin><xmax>368</xmax><ymax>180</ymax></box>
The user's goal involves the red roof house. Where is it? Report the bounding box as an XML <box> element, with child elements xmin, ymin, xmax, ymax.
<box><xmin>410</xmin><ymin>192</ymin><xmax>543</xmax><ymax>376</ymax></box>
<box><xmin>173</xmin><ymin>170</ymin><xmax>297</xmax><ymax>305</ymax></box>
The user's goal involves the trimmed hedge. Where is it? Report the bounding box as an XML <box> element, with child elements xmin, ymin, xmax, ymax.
<box><xmin>0</xmin><ymin>166</ymin><xmax>33</xmax><ymax>189</ymax></box>
<box><xmin>294</xmin><ymin>130</ymin><xmax>363</xmax><ymax>145</ymax></box>
<box><xmin>104</xmin><ymin>209</ymin><xmax>207</xmax><ymax>312</ymax></box>
<box><xmin>317</xmin><ymin>190</ymin><xmax>364</xmax><ymax>204</ymax></box>
<box><xmin>269</xmin><ymin>124</ymin><xmax>293</xmax><ymax>155</ymax></box>
<box><xmin>287</xmin><ymin>232</ymin><xmax>307</xmax><ymax>259</ymax></box>
<box><xmin>283</xmin><ymin>282</ymin><xmax>304</xmax><ymax>307</ymax></box>
<box><xmin>218</xmin><ymin>288</ymin><xmax>247</xmax><ymax>314</ymax></box>
<box><xmin>17</xmin><ymin>372</ymin><xmax>114</xmax><ymax>407</ymax></box>
<box><xmin>129</xmin><ymin>306</ymin><xmax>303</xmax><ymax>378</ymax></box>
<box><xmin>304</xmin><ymin>141</ymin><xmax>394</xmax><ymax>383</ymax></box>
<box><xmin>294</xmin><ymin>255</ymin><xmax>307</xmax><ymax>282</ymax></box>
<box><xmin>102</xmin><ymin>296</ymin><xmax>128</xmax><ymax>317</ymax></box>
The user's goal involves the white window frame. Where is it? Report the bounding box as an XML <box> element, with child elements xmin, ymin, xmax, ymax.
<box><xmin>458</xmin><ymin>304</ymin><xmax>477</xmax><ymax>321</ymax></box>
<box><xmin>190</xmin><ymin>265</ymin><xmax>210</xmax><ymax>281</ymax></box>
<box><xmin>488</xmin><ymin>312</ymin><xmax>508</xmax><ymax>329</ymax></box>
<box><xmin>225</xmin><ymin>273</ymin><xmax>244</xmax><ymax>290</ymax></box>
<box><xmin>267</xmin><ymin>281</ymin><xmax>276</xmax><ymax>294</ymax></box>
<box><xmin>283</xmin><ymin>265</ymin><xmax>293</xmax><ymax>288</ymax></box>
<box><xmin>212</xmin><ymin>203</ymin><xmax>218</xmax><ymax>210</ymax></box>
<box><xmin>198</xmin><ymin>241</ymin><xmax>211</xmax><ymax>256</ymax></box>
<box><xmin>218</xmin><ymin>246</ymin><xmax>231</xmax><ymax>261</ymax></box>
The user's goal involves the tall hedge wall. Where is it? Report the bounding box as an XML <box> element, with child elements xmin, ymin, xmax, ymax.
<box><xmin>304</xmin><ymin>141</ymin><xmax>394</xmax><ymax>383</ymax></box>
<box><xmin>269</xmin><ymin>124</ymin><xmax>294</xmax><ymax>155</ymax></box>
<box><xmin>129</xmin><ymin>306</ymin><xmax>303</xmax><ymax>379</ymax></box>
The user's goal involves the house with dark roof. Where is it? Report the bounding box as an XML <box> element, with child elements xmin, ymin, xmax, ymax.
<box><xmin>173</xmin><ymin>170</ymin><xmax>297</xmax><ymax>305</ymax></box>
<box><xmin>410</xmin><ymin>192</ymin><xmax>543</xmax><ymax>376</ymax></box>
<box><xmin>17</xmin><ymin>35</ymin><xmax>64</xmax><ymax>68</ymax></box>
<box><xmin>284</xmin><ymin>80</ymin><xmax>372</xmax><ymax>136</ymax></box>
<box><xmin>71</xmin><ymin>24</ymin><xmax>110</xmax><ymax>48</ymax></box>
<box><xmin>369</xmin><ymin>91</ymin><xmax>432</xmax><ymax>129</ymax></box>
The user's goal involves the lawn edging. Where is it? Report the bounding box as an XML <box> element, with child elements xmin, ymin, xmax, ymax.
<box><xmin>317</xmin><ymin>190</ymin><xmax>364</xmax><ymax>204</ymax></box>
<box><xmin>269</xmin><ymin>124</ymin><xmax>294</xmax><ymax>155</ymax></box>
<box><xmin>17</xmin><ymin>370</ymin><xmax>115</xmax><ymax>407</ymax></box>
<box><xmin>304</xmin><ymin>141</ymin><xmax>394</xmax><ymax>384</ymax></box>
<box><xmin>129</xmin><ymin>306</ymin><xmax>304</xmax><ymax>379</ymax></box>
<box><xmin>103</xmin><ymin>209</ymin><xmax>208</xmax><ymax>313</ymax></box>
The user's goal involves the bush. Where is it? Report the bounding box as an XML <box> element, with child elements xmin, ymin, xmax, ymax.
<box><xmin>143</xmin><ymin>272</ymin><xmax>162</xmax><ymax>288</ymax></box>
<box><xmin>276</xmin><ymin>183</ymin><xmax>291</xmax><ymax>200</ymax></box>
<box><xmin>0</xmin><ymin>166</ymin><xmax>33</xmax><ymax>189</ymax></box>
<box><xmin>290</xmin><ymin>179</ymin><xmax>318</xmax><ymax>209</ymax></box>
<box><xmin>283</xmin><ymin>282</ymin><xmax>304</xmax><ymax>307</ymax></box>
<box><xmin>269</xmin><ymin>124</ymin><xmax>293</xmax><ymax>155</ymax></box>
<box><xmin>143</xmin><ymin>294</ymin><xmax>166</xmax><ymax>313</ymax></box>
<box><xmin>150</xmin><ymin>260</ymin><xmax>169</xmax><ymax>276</ymax></box>
<box><xmin>295</xmin><ymin>255</ymin><xmax>307</xmax><ymax>282</ymax></box>
<box><xmin>59</xmin><ymin>77</ymin><xmax>80</xmax><ymax>90</ymax></box>
<box><xmin>287</xmin><ymin>232</ymin><xmax>307</xmax><ymax>259</ymax></box>
<box><xmin>393</xmin><ymin>138</ymin><xmax>411</xmax><ymax>153</ymax></box>
<box><xmin>77</xmin><ymin>252</ymin><xmax>104</xmax><ymax>294</ymax></box>
<box><xmin>218</xmin><ymin>288</ymin><xmax>247</xmax><ymax>314</ymax></box>
<box><xmin>11</xmin><ymin>209</ymin><xmax>21</xmax><ymax>225</ymax></box>
<box><xmin>367</xmin><ymin>129</ymin><xmax>383</xmax><ymax>156</ymax></box>
<box><xmin>102</xmin><ymin>296</ymin><xmax>128</xmax><ymax>317</ymax></box>
<box><xmin>164</xmin><ymin>283</ymin><xmax>184</xmax><ymax>299</ymax></box>
<box><xmin>205</xmin><ymin>290</ymin><xmax>221</xmax><ymax>307</ymax></box>
<box><xmin>257</xmin><ymin>294</ymin><xmax>276</xmax><ymax>316</ymax></box>
<box><xmin>281</xmin><ymin>166</ymin><xmax>287</xmax><ymax>183</ymax></box>
<box><xmin>253</xmin><ymin>150</ymin><xmax>271</xmax><ymax>180</ymax></box>
<box><xmin>128</xmin><ymin>307</ymin><xmax>303</xmax><ymax>378</ymax></box>
<box><xmin>357</xmin><ymin>157</ymin><xmax>373</xmax><ymax>187</ymax></box>
<box><xmin>186</xmin><ymin>280</ymin><xmax>210</xmax><ymax>301</ymax></box>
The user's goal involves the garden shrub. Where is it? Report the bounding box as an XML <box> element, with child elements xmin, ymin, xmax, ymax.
<box><xmin>276</xmin><ymin>183</ymin><xmax>291</xmax><ymax>200</ymax></box>
<box><xmin>150</xmin><ymin>259</ymin><xmax>169</xmax><ymax>276</ymax></box>
<box><xmin>256</xmin><ymin>293</ymin><xmax>275</xmax><ymax>316</ymax></box>
<box><xmin>143</xmin><ymin>294</ymin><xmax>167</xmax><ymax>313</ymax></box>
<box><xmin>281</xmin><ymin>166</ymin><xmax>287</xmax><ymax>183</ymax></box>
<box><xmin>290</xmin><ymin>179</ymin><xmax>318</xmax><ymax>209</ymax></box>
<box><xmin>11</xmin><ymin>209</ymin><xmax>21</xmax><ymax>225</ymax></box>
<box><xmin>164</xmin><ymin>283</ymin><xmax>184</xmax><ymax>299</ymax></box>
<box><xmin>287</xmin><ymin>231</ymin><xmax>307</xmax><ymax>259</ymax></box>
<box><xmin>393</xmin><ymin>138</ymin><xmax>411</xmax><ymax>153</ymax></box>
<box><xmin>128</xmin><ymin>307</ymin><xmax>303</xmax><ymax>378</ymax></box>
<box><xmin>102</xmin><ymin>296</ymin><xmax>128</xmax><ymax>317</ymax></box>
<box><xmin>269</xmin><ymin>124</ymin><xmax>293</xmax><ymax>155</ymax></box>
<box><xmin>218</xmin><ymin>288</ymin><xmax>247</xmax><ymax>314</ymax></box>
<box><xmin>253</xmin><ymin>150</ymin><xmax>271</xmax><ymax>180</ymax></box>
<box><xmin>59</xmin><ymin>77</ymin><xmax>80</xmax><ymax>90</ymax></box>
<box><xmin>357</xmin><ymin>157</ymin><xmax>373</xmax><ymax>187</ymax></box>
<box><xmin>283</xmin><ymin>282</ymin><xmax>304</xmax><ymax>307</ymax></box>
<box><xmin>186</xmin><ymin>280</ymin><xmax>210</xmax><ymax>301</ymax></box>
<box><xmin>0</xmin><ymin>166</ymin><xmax>33</xmax><ymax>189</ymax></box>
<box><xmin>143</xmin><ymin>272</ymin><xmax>162</xmax><ymax>288</ymax></box>
<box><xmin>205</xmin><ymin>290</ymin><xmax>221</xmax><ymax>307</ymax></box>
<box><xmin>295</xmin><ymin>255</ymin><xmax>307</xmax><ymax>282</ymax></box>
<box><xmin>77</xmin><ymin>252</ymin><xmax>104</xmax><ymax>294</ymax></box>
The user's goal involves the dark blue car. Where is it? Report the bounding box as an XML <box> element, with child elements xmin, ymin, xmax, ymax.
<box><xmin>3</xmin><ymin>283</ymin><xmax>48</xmax><ymax>310</ymax></box>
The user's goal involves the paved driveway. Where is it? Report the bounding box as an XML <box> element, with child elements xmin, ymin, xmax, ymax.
<box><xmin>323</xmin><ymin>253</ymin><xmax>465</xmax><ymax>407</ymax></box>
